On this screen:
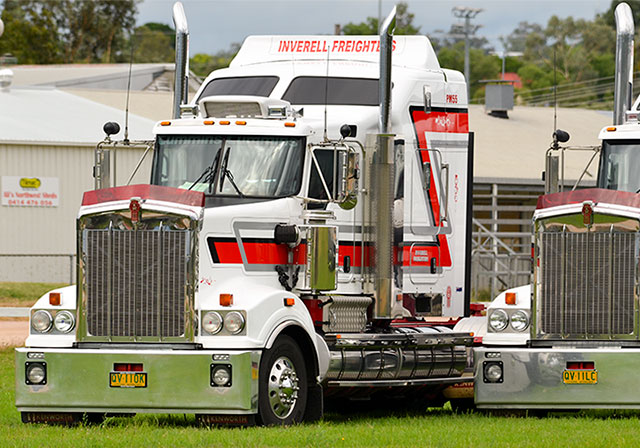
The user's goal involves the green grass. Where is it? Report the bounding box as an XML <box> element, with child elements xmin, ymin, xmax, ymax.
<box><xmin>0</xmin><ymin>282</ymin><xmax>67</xmax><ymax>307</ymax></box>
<box><xmin>3</xmin><ymin>348</ymin><xmax>640</xmax><ymax>447</ymax></box>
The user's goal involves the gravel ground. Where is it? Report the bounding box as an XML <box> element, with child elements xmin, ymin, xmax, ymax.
<box><xmin>0</xmin><ymin>320</ymin><xmax>28</xmax><ymax>347</ymax></box>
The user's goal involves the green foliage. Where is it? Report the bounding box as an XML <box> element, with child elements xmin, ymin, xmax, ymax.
<box><xmin>131</xmin><ymin>24</ymin><xmax>174</xmax><ymax>63</ymax></box>
<box><xmin>0</xmin><ymin>282</ymin><xmax>66</xmax><ymax>306</ymax></box>
<box><xmin>0</xmin><ymin>0</ymin><xmax>139</xmax><ymax>63</ymax></box>
<box><xmin>189</xmin><ymin>44</ymin><xmax>240</xmax><ymax>78</ymax></box>
<box><xmin>342</xmin><ymin>2</ymin><xmax>420</xmax><ymax>35</ymax></box>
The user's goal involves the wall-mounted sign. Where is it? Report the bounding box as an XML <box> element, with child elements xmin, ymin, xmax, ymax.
<box><xmin>2</xmin><ymin>176</ymin><xmax>59</xmax><ymax>207</ymax></box>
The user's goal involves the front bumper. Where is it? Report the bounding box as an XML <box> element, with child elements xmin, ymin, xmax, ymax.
<box><xmin>16</xmin><ymin>347</ymin><xmax>260</xmax><ymax>414</ymax></box>
<box><xmin>475</xmin><ymin>346</ymin><xmax>640</xmax><ymax>409</ymax></box>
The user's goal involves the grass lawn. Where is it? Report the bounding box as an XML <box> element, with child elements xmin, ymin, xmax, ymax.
<box><xmin>2</xmin><ymin>348</ymin><xmax>640</xmax><ymax>447</ymax></box>
<box><xmin>0</xmin><ymin>282</ymin><xmax>67</xmax><ymax>307</ymax></box>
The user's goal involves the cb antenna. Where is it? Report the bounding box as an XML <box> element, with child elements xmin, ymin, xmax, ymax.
<box><xmin>124</xmin><ymin>31</ymin><xmax>135</xmax><ymax>145</ymax></box>
<box><xmin>323</xmin><ymin>46</ymin><xmax>330</xmax><ymax>141</ymax></box>
<box><xmin>553</xmin><ymin>44</ymin><xmax>557</xmax><ymax>134</ymax></box>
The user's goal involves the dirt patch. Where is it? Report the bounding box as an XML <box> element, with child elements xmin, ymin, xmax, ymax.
<box><xmin>0</xmin><ymin>320</ymin><xmax>28</xmax><ymax>347</ymax></box>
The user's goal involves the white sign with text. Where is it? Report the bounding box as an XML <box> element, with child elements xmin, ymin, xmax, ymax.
<box><xmin>1</xmin><ymin>176</ymin><xmax>59</xmax><ymax>207</ymax></box>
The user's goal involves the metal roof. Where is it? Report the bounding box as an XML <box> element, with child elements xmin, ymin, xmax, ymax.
<box><xmin>470</xmin><ymin>105</ymin><xmax>611</xmax><ymax>182</ymax></box>
<box><xmin>0</xmin><ymin>87</ymin><xmax>156</xmax><ymax>144</ymax></box>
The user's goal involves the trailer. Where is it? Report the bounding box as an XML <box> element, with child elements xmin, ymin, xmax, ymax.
<box><xmin>16</xmin><ymin>4</ymin><xmax>474</xmax><ymax>425</ymax></box>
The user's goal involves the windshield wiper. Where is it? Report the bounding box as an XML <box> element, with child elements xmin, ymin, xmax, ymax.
<box><xmin>219</xmin><ymin>147</ymin><xmax>245</xmax><ymax>197</ymax></box>
<box><xmin>188</xmin><ymin>142</ymin><xmax>224</xmax><ymax>191</ymax></box>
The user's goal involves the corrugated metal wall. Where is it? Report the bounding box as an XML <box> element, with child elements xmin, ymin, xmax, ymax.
<box><xmin>0</xmin><ymin>142</ymin><xmax>153</xmax><ymax>282</ymax></box>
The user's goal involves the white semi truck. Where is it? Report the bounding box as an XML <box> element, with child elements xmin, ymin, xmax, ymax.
<box><xmin>472</xmin><ymin>2</ymin><xmax>640</xmax><ymax>410</ymax></box>
<box><xmin>16</xmin><ymin>4</ymin><xmax>476</xmax><ymax>425</ymax></box>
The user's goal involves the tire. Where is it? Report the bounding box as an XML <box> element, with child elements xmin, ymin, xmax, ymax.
<box><xmin>257</xmin><ymin>335</ymin><xmax>308</xmax><ymax>426</ymax></box>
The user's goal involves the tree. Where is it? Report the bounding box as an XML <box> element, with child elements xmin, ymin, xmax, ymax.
<box><xmin>342</xmin><ymin>2</ymin><xmax>420</xmax><ymax>35</ymax></box>
<box><xmin>0</xmin><ymin>0</ymin><xmax>139</xmax><ymax>63</ymax></box>
<box><xmin>131</xmin><ymin>23</ymin><xmax>174</xmax><ymax>63</ymax></box>
<box><xmin>190</xmin><ymin>43</ymin><xmax>241</xmax><ymax>78</ymax></box>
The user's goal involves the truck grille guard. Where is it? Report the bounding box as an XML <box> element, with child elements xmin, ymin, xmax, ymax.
<box><xmin>536</xmin><ymin>217</ymin><xmax>639</xmax><ymax>340</ymax></box>
<box><xmin>76</xmin><ymin>210</ymin><xmax>198</xmax><ymax>343</ymax></box>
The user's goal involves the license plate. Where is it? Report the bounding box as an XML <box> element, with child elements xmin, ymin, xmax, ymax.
<box><xmin>109</xmin><ymin>372</ymin><xmax>147</xmax><ymax>388</ymax></box>
<box><xmin>562</xmin><ymin>369</ymin><xmax>597</xmax><ymax>384</ymax></box>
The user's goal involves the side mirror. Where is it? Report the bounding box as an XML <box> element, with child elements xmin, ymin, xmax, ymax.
<box><xmin>337</xmin><ymin>149</ymin><xmax>358</xmax><ymax>210</ymax></box>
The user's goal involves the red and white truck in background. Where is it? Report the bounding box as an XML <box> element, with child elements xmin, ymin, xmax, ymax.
<box><xmin>16</xmin><ymin>4</ymin><xmax>476</xmax><ymax>425</ymax></box>
<box><xmin>470</xmin><ymin>2</ymin><xmax>640</xmax><ymax>410</ymax></box>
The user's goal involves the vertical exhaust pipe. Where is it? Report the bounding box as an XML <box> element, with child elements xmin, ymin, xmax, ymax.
<box><xmin>370</xmin><ymin>6</ymin><xmax>396</xmax><ymax>320</ymax></box>
<box><xmin>614</xmin><ymin>2</ymin><xmax>634</xmax><ymax>125</ymax></box>
<box><xmin>172</xmin><ymin>2</ymin><xmax>189</xmax><ymax>119</ymax></box>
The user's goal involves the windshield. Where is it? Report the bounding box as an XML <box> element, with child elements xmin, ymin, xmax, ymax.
<box><xmin>597</xmin><ymin>140</ymin><xmax>640</xmax><ymax>193</ymax></box>
<box><xmin>152</xmin><ymin>135</ymin><xmax>304</xmax><ymax>198</ymax></box>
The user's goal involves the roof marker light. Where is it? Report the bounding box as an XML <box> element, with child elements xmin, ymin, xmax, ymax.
<box><xmin>284</xmin><ymin>122</ymin><xmax>296</xmax><ymax>127</ymax></box>
<box><xmin>203</xmin><ymin>120</ymin><xmax>214</xmax><ymax>125</ymax></box>
<box><xmin>160</xmin><ymin>121</ymin><xmax>171</xmax><ymax>126</ymax></box>
<box><xmin>606</xmin><ymin>126</ymin><xmax>617</xmax><ymax>131</ymax></box>
<box><xmin>220</xmin><ymin>120</ymin><xmax>230</xmax><ymax>125</ymax></box>
<box><xmin>235</xmin><ymin>120</ymin><xmax>247</xmax><ymax>126</ymax></box>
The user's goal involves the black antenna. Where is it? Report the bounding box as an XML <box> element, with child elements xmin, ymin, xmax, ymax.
<box><xmin>553</xmin><ymin>44</ymin><xmax>557</xmax><ymax>133</ymax></box>
<box><xmin>323</xmin><ymin>46</ymin><xmax>330</xmax><ymax>141</ymax></box>
<box><xmin>124</xmin><ymin>32</ymin><xmax>135</xmax><ymax>145</ymax></box>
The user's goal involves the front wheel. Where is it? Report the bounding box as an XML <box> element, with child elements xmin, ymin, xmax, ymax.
<box><xmin>257</xmin><ymin>335</ymin><xmax>308</xmax><ymax>425</ymax></box>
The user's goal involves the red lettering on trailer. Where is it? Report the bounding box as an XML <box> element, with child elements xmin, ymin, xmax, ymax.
<box><xmin>276</xmin><ymin>39</ymin><xmax>397</xmax><ymax>53</ymax></box>
<box><xmin>446</xmin><ymin>94</ymin><xmax>458</xmax><ymax>104</ymax></box>
<box><xmin>303</xmin><ymin>41</ymin><xmax>310</xmax><ymax>52</ymax></box>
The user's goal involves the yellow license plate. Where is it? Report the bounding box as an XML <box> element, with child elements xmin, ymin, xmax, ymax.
<box><xmin>562</xmin><ymin>369</ymin><xmax>598</xmax><ymax>384</ymax></box>
<box><xmin>109</xmin><ymin>372</ymin><xmax>147</xmax><ymax>388</ymax></box>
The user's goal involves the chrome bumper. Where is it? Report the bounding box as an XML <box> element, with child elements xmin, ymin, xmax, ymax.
<box><xmin>475</xmin><ymin>346</ymin><xmax>640</xmax><ymax>409</ymax></box>
<box><xmin>15</xmin><ymin>347</ymin><xmax>260</xmax><ymax>414</ymax></box>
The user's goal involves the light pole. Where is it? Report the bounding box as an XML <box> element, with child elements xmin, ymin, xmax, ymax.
<box><xmin>452</xmin><ymin>6</ymin><xmax>483</xmax><ymax>101</ymax></box>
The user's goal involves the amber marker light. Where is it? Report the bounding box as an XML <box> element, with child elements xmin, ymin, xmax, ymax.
<box><xmin>220</xmin><ymin>293</ymin><xmax>233</xmax><ymax>307</ymax></box>
<box><xmin>284</xmin><ymin>298</ymin><xmax>295</xmax><ymax>307</ymax></box>
<box><xmin>220</xmin><ymin>120</ymin><xmax>230</xmax><ymax>125</ymax></box>
<box><xmin>505</xmin><ymin>292</ymin><xmax>516</xmax><ymax>305</ymax></box>
<box><xmin>160</xmin><ymin>121</ymin><xmax>171</xmax><ymax>126</ymax></box>
<box><xmin>284</xmin><ymin>122</ymin><xmax>296</xmax><ymax>127</ymax></box>
<box><xmin>235</xmin><ymin>120</ymin><xmax>247</xmax><ymax>126</ymax></box>
<box><xmin>49</xmin><ymin>292</ymin><xmax>61</xmax><ymax>306</ymax></box>
<box><xmin>606</xmin><ymin>126</ymin><xmax>617</xmax><ymax>132</ymax></box>
<box><xmin>203</xmin><ymin>120</ymin><xmax>214</xmax><ymax>125</ymax></box>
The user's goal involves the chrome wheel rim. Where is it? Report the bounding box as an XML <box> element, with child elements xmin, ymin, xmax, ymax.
<box><xmin>267</xmin><ymin>356</ymin><xmax>299</xmax><ymax>419</ymax></box>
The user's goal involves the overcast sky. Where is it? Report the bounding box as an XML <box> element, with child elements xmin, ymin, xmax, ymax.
<box><xmin>137</xmin><ymin>0</ymin><xmax>613</xmax><ymax>55</ymax></box>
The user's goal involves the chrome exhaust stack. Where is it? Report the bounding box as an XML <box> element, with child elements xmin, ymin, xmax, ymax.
<box><xmin>614</xmin><ymin>2</ymin><xmax>634</xmax><ymax>125</ymax></box>
<box><xmin>172</xmin><ymin>2</ymin><xmax>189</xmax><ymax>119</ymax></box>
<box><xmin>366</xmin><ymin>7</ymin><xmax>396</xmax><ymax>320</ymax></box>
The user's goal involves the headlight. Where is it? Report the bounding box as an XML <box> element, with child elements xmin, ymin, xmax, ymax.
<box><xmin>202</xmin><ymin>312</ymin><xmax>223</xmax><ymax>335</ymax></box>
<box><xmin>53</xmin><ymin>311</ymin><xmax>75</xmax><ymax>333</ymax></box>
<box><xmin>31</xmin><ymin>310</ymin><xmax>52</xmax><ymax>333</ymax></box>
<box><xmin>26</xmin><ymin>363</ymin><xmax>47</xmax><ymax>385</ymax></box>
<box><xmin>489</xmin><ymin>309</ymin><xmax>508</xmax><ymax>332</ymax></box>
<box><xmin>483</xmin><ymin>361</ymin><xmax>503</xmax><ymax>383</ymax></box>
<box><xmin>224</xmin><ymin>311</ymin><xmax>245</xmax><ymax>334</ymax></box>
<box><xmin>510</xmin><ymin>310</ymin><xmax>530</xmax><ymax>332</ymax></box>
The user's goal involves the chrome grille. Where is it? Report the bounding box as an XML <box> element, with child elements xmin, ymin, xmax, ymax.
<box><xmin>85</xmin><ymin>229</ymin><xmax>189</xmax><ymax>339</ymax></box>
<box><xmin>539</xmin><ymin>231</ymin><xmax>636</xmax><ymax>337</ymax></box>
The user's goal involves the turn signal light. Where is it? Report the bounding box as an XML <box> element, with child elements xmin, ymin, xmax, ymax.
<box><xmin>284</xmin><ymin>298</ymin><xmax>295</xmax><ymax>307</ymax></box>
<box><xmin>505</xmin><ymin>292</ymin><xmax>516</xmax><ymax>305</ymax></box>
<box><xmin>220</xmin><ymin>293</ymin><xmax>233</xmax><ymax>307</ymax></box>
<box><xmin>49</xmin><ymin>292</ymin><xmax>61</xmax><ymax>306</ymax></box>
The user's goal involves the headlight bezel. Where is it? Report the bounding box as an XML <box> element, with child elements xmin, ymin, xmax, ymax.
<box><xmin>510</xmin><ymin>310</ymin><xmax>530</xmax><ymax>332</ymax></box>
<box><xmin>224</xmin><ymin>311</ymin><xmax>245</xmax><ymax>335</ymax></box>
<box><xmin>53</xmin><ymin>310</ymin><xmax>76</xmax><ymax>333</ymax></box>
<box><xmin>202</xmin><ymin>311</ymin><xmax>224</xmax><ymax>335</ymax></box>
<box><xmin>488</xmin><ymin>309</ymin><xmax>509</xmax><ymax>332</ymax></box>
<box><xmin>31</xmin><ymin>310</ymin><xmax>53</xmax><ymax>333</ymax></box>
